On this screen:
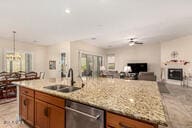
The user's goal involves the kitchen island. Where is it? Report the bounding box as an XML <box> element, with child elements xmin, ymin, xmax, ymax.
<box><xmin>15</xmin><ymin>78</ymin><xmax>167</xmax><ymax>128</ymax></box>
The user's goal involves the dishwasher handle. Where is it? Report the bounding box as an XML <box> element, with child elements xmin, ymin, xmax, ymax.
<box><xmin>65</xmin><ymin>106</ymin><xmax>101</xmax><ymax>120</ymax></box>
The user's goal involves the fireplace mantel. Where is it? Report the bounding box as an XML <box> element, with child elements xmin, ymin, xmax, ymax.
<box><xmin>164</xmin><ymin>59</ymin><xmax>190</xmax><ymax>66</ymax></box>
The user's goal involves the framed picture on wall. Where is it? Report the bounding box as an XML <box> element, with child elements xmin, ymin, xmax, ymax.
<box><xmin>49</xmin><ymin>60</ymin><xmax>56</xmax><ymax>70</ymax></box>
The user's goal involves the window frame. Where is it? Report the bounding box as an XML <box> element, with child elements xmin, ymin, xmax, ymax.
<box><xmin>3</xmin><ymin>49</ymin><xmax>33</xmax><ymax>73</ymax></box>
<box><xmin>107</xmin><ymin>54</ymin><xmax>116</xmax><ymax>71</ymax></box>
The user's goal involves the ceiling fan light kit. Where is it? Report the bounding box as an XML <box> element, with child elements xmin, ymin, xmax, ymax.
<box><xmin>128</xmin><ymin>38</ymin><xmax>144</xmax><ymax>46</ymax></box>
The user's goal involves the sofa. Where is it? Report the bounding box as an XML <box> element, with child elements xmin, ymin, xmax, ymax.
<box><xmin>102</xmin><ymin>71</ymin><xmax>120</xmax><ymax>78</ymax></box>
<box><xmin>138</xmin><ymin>72</ymin><xmax>157</xmax><ymax>81</ymax></box>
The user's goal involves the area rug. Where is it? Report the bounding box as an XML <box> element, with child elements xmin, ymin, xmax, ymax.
<box><xmin>0</xmin><ymin>98</ymin><xmax>17</xmax><ymax>105</ymax></box>
<box><xmin>158</xmin><ymin>82</ymin><xmax>170</xmax><ymax>94</ymax></box>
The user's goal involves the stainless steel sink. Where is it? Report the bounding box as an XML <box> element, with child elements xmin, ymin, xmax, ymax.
<box><xmin>44</xmin><ymin>85</ymin><xmax>81</xmax><ymax>93</ymax></box>
<box><xmin>58</xmin><ymin>86</ymin><xmax>81</xmax><ymax>93</ymax></box>
<box><xmin>44</xmin><ymin>85</ymin><xmax>69</xmax><ymax>90</ymax></box>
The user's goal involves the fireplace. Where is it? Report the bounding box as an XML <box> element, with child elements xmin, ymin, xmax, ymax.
<box><xmin>168</xmin><ymin>68</ymin><xmax>183</xmax><ymax>81</ymax></box>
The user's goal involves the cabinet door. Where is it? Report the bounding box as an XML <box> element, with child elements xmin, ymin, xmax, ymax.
<box><xmin>20</xmin><ymin>94</ymin><xmax>28</xmax><ymax>121</ymax></box>
<box><xmin>106</xmin><ymin>112</ymin><xmax>156</xmax><ymax>128</ymax></box>
<box><xmin>20</xmin><ymin>94</ymin><xmax>34</xmax><ymax>126</ymax></box>
<box><xmin>26</xmin><ymin>96</ymin><xmax>34</xmax><ymax>126</ymax></box>
<box><xmin>35</xmin><ymin>99</ymin><xmax>49</xmax><ymax>128</ymax></box>
<box><xmin>49</xmin><ymin>104</ymin><xmax>65</xmax><ymax>128</ymax></box>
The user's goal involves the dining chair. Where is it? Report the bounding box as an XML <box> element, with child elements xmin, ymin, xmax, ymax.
<box><xmin>18</xmin><ymin>71</ymin><xmax>26</xmax><ymax>79</ymax></box>
<box><xmin>7</xmin><ymin>72</ymin><xmax>21</xmax><ymax>81</ymax></box>
<box><xmin>3</xmin><ymin>72</ymin><xmax>18</xmax><ymax>98</ymax></box>
<box><xmin>0</xmin><ymin>71</ymin><xmax>9</xmax><ymax>77</ymax></box>
<box><xmin>25</xmin><ymin>71</ymin><xmax>38</xmax><ymax>80</ymax></box>
<box><xmin>0</xmin><ymin>76</ymin><xmax>6</xmax><ymax>99</ymax></box>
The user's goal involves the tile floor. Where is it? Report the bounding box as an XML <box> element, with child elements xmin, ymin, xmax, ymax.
<box><xmin>0</xmin><ymin>84</ymin><xmax>192</xmax><ymax>128</ymax></box>
<box><xmin>0</xmin><ymin>101</ymin><xmax>29</xmax><ymax>128</ymax></box>
<box><xmin>160</xmin><ymin>84</ymin><xmax>192</xmax><ymax>128</ymax></box>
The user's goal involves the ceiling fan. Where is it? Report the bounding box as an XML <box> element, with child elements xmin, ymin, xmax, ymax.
<box><xmin>128</xmin><ymin>38</ymin><xmax>144</xmax><ymax>46</ymax></box>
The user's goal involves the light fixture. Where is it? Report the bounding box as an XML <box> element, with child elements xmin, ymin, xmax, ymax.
<box><xmin>100</xmin><ymin>66</ymin><xmax>106</xmax><ymax>76</ymax></box>
<box><xmin>124</xmin><ymin>66</ymin><xmax>132</xmax><ymax>73</ymax></box>
<box><xmin>91</xmin><ymin>37</ymin><xmax>96</xmax><ymax>40</ymax></box>
<box><xmin>129</xmin><ymin>42</ymin><xmax>135</xmax><ymax>46</ymax></box>
<box><xmin>6</xmin><ymin>31</ymin><xmax>22</xmax><ymax>61</ymax></box>
<box><xmin>100</xmin><ymin>66</ymin><xmax>106</xmax><ymax>71</ymax></box>
<box><xmin>124</xmin><ymin>66</ymin><xmax>132</xmax><ymax>76</ymax></box>
<box><xmin>65</xmin><ymin>9</ymin><xmax>71</xmax><ymax>14</ymax></box>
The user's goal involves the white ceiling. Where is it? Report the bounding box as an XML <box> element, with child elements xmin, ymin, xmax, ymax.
<box><xmin>0</xmin><ymin>0</ymin><xmax>192</xmax><ymax>48</ymax></box>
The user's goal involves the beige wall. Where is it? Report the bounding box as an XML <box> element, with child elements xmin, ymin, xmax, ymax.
<box><xmin>70</xmin><ymin>41</ymin><xmax>106</xmax><ymax>78</ymax></box>
<box><xmin>2</xmin><ymin>34</ymin><xmax>192</xmax><ymax>84</ymax></box>
<box><xmin>47</xmin><ymin>42</ymin><xmax>70</xmax><ymax>78</ymax></box>
<box><xmin>161</xmin><ymin>35</ymin><xmax>192</xmax><ymax>86</ymax></box>
<box><xmin>0</xmin><ymin>37</ymin><xmax>47</xmax><ymax>75</ymax></box>
<box><xmin>106</xmin><ymin>43</ymin><xmax>161</xmax><ymax>80</ymax></box>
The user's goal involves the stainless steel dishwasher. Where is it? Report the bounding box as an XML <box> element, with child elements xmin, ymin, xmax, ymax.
<box><xmin>65</xmin><ymin>100</ymin><xmax>104</xmax><ymax>128</ymax></box>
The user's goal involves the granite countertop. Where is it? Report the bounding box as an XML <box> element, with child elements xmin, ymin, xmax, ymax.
<box><xmin>14</xmin><ymin>78</ymin><xmax>167</xmax><ymax>126</ymax></box>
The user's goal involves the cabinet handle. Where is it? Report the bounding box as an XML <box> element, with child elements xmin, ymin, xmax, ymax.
<box><xmin>119</xmin><ymin>122</ymin><xmax>134</xmax><ymax>128</ymax></box>
<box><xmin>107</xmin><ymin>125</ymin><xmax>115</xmax><ymax>128</ymax></box>
<box><xmin>44</xmin><ymin>107</ymin><xmax>49</xmax><ymax>117</ymax></box>
<box><xmin>23</xmin><ymin>99</ymin><xmax>27</xmax><ymax>106</ymax></box>
<box><xmin>65</xmin><ymin>106</ymin><xmax>101</xmax><ymax>120</ymax></box>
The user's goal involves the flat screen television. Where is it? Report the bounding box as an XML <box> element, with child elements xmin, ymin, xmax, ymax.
<box><xmin>127</xmin><ymin>63</ymin><xmax>147</xmax><ymax>73</ymax></box>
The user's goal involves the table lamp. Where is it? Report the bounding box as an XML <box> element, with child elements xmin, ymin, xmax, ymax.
<box><xmin>100</xmin><ymin>66</ymin><xmax>106</xmax><ymax>76</ymax></box>
<box><xmin>124</xmin><ymin>66</ymin><xmax>132</xmax><ymax>76</ymax></box>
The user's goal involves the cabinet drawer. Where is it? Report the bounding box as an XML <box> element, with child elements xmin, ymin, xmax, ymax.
<box><xmin>35</xmin><ymin>91</ymin><xmax>65</xmax><ymax>108</ymax></box>
<box><xmin>106</xmin><ymin>112</ymin><xmax>155</xmax><ymax>128</ymax></box>
<box><xmin>20</xmin><ymin>87</ymin><xmax>34</xmax><ymax>97</ymax></box>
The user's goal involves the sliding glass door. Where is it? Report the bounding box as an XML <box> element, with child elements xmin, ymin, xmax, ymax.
<box><xmin>80</xmin><ymin>53</ymin><xmax>103</xmax><ymax>77</ymax></box>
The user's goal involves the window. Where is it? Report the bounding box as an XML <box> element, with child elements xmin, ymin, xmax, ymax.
<box><xmin>6</xmin><ymin>52</ymin><xmax>32</xmax><ymax>73</ymax></box>
<box><xmin>107</xmin><ymin>55</ymin><xmax>115</xmax><ymax>70</ymax></box>
<box><xmin>79</xmin><ymin>53</ymin><xmax>103</xmax><ymax>77</ymax></box>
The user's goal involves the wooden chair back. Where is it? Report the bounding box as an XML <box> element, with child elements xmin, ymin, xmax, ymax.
<box><xmin>7</xmin><ymin>72</ymin><xmax>21</xmax><ymax>80</ymax></box>
<box><xmin>25</xmin><ymin>72</ymin><xmax>38</xmax><ymax>79</ymax></box>
<box><xmin>0</xmin><ymin>71</ymin><xmax>9</xmax><ymax>77</ymax></box>
<box><xmin>18</xmin><ymin>71</ymin><xmax>26</xmax><ymax>78</ymax></box>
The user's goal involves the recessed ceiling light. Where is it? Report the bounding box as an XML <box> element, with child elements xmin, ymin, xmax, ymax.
<box><xmin>33</xmin><ymin>40</ymin><xmax>39</xmax><ymax>43</ymax></box>
<box><xmin>65</xmin><ymin>9</ymin><xmax>71</xmax><ymax>14</ymax></box>
<box><xmin>91</xmin><ymin>37</ymin><xmax>96</xmax><ymax>40</ymax></box>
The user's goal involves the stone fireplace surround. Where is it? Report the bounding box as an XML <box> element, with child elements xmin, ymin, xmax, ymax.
<box><xmin>163</xmin><ymin>64</ymin><xmax>192</xmax><ymax>87</ymax></box>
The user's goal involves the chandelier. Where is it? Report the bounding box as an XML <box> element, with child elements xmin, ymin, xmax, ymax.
<box><xmin>6</xmin><ymin>31</ymin><xmax>22</xmax><ymax>61</ymax></box>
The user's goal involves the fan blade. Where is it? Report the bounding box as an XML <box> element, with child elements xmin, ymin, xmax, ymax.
<box><xmin>135</xmin><ymin>41</ymin><xmax>143</xmax><ymax>44</ymax></box>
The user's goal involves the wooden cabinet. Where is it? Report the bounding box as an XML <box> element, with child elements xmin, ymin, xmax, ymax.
<box><xmin>19</xmin><ymin>86</ymin><xmax>158</xmax><ymax>128</ymax></box>
<box><xmin>49</xmin><ymin>103</ymin><xmax>65</xmax><ymax>128</ymax></box>
<box><xmin>106</xmin><ymin>112</ymin><xmax>157</xmax><ymax>128</ymax></box>
<box><xmin>35</xmin><ymin>99</ymin><xmax>49</xmax><ymax>128</ymax></box>
<box><xmin>35</xmin><ymin>91</ymin><xmax>65</xmax><ymax>128</ymax></box>
<box><xmin>19</xmin><ymin>87</ymin><xmax>34</xmax><ymax>126</ymax></box>
<box><xmin>19</xmin><ymin>87</ymin><xmax>65</xmax><ymax>128</ymax></box>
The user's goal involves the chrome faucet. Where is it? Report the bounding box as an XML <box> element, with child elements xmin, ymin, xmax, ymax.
<box><xmin>68</xmin><ymin>68</ymin><xmax>75</xmax><ymax>86</ymax></box>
